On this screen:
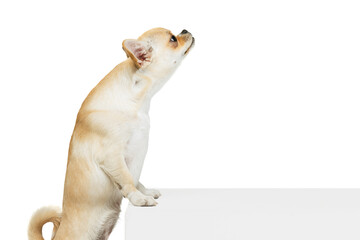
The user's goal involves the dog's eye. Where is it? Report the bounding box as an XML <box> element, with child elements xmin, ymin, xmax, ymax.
<box><xmin>170</xmin><ymin>35</ymin><xmax>177</xmax><ymax>42</ymax></box>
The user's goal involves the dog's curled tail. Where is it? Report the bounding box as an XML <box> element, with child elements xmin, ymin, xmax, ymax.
<box><xmin>28</xmin><ymin>206</ymin><xmax>62</xmax><ymax>240</ymax></box>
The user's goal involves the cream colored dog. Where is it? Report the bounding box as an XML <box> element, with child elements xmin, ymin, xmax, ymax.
<box><xmin>28</xmin><ymin>28</ymin><xmax>194</xmax><ymax>240</ymax></box>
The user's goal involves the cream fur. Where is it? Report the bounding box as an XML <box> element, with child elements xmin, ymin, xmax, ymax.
<box><xmin>28</xmin><ymin>28</ymin><xmax>194</xmax><ymax>240</ymax></box>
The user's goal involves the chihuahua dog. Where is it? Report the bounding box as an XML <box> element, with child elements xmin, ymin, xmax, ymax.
<box><xmin>28</xmin><ymin>28</ymin><xmax>194</xmax><ymax>240</ymax></box>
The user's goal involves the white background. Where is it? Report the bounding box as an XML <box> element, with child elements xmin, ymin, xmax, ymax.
<box><xmin>0</xmin><ymin>0</ymin><xmax>359</xmax><ymax>239</ymax></box>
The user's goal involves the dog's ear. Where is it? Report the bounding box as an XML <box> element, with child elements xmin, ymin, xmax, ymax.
<box><xmin>122</xmin><ymin>39</ymin><xmax>153</xmax><ymax>69</ymax></box>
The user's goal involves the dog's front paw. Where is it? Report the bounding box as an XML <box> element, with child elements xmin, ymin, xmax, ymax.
<box><xmin>127</xmin><ymin>191</ymin><xmax>158</xmax><ymax>207</ymax></box>
<box><xmin>142</xmin><ymin>188</ymin><xmax>161</xmax><ymax>199</ymax></box>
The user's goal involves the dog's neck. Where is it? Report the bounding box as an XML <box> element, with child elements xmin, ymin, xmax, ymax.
<box><xmin>105</xmin><ymin>58</ymin><xmax>178</xmax><ymax>116</ymax></box>
<box><xmin>129</xmin><ymin>60</ymin><xmax>176</xmax><ymax>100</ymax></box>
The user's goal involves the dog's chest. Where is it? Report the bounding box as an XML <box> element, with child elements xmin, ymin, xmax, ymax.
<box><xmin>124</xmin><ymin>110</ymin><xmax>150</xmax><ymax>183</ymax></box>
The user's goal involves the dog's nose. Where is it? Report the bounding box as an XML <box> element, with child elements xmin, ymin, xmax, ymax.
<box><xmin>181</xmin><ymin>29</ymin><xmax>189</xmax><ymax>34</ymax></box>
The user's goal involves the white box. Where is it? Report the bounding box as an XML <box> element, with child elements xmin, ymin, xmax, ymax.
<box><xmin>126</xmin><ymin>189</ymin><xmax>360</xmax><ymax>240</ymax></box>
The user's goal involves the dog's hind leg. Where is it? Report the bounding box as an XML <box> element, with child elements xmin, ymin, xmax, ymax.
<box><xmin>97</xmin><ymin>215</ymin><xmax>119</xmax><ymax>240</ymax></box>
<box><xmin>96</xmin><ymin>196</ymin><xmax>122</xmax><ymax>240</ymax></box>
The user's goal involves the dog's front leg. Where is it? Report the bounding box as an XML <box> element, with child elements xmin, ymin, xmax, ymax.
<box><xmin>137</xmin><ymin>182</ymin><xmax>161</xmax><ymax>199</ymax></box>
<box><xmin>100</xmin><ymin>154</ymin><xmax>157</xmax><ymax>206</ymax></box>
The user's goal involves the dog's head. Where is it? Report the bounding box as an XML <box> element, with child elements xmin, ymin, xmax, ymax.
<box><xmin>122</xmin><ymin>28</ymin><xmax>194</xmax><ymax>72</ymax></box>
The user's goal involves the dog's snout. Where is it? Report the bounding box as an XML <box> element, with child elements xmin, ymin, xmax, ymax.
<box><xmin>181</xmin><ymin>29</ymin><xmax>189</xmax><ymax>34</ymax></box>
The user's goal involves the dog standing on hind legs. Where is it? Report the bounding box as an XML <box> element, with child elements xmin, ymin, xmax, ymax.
<box><xmin>28</xmin><ymin>28</ymin><xmax>194</xmax><ymax>240</ymax></box>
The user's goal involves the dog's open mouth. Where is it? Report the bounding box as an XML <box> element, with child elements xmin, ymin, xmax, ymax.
<box><xmin>184</xmin><ymin>37</ymin><xmax>195</xmax><ymax>55</ymax></box>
